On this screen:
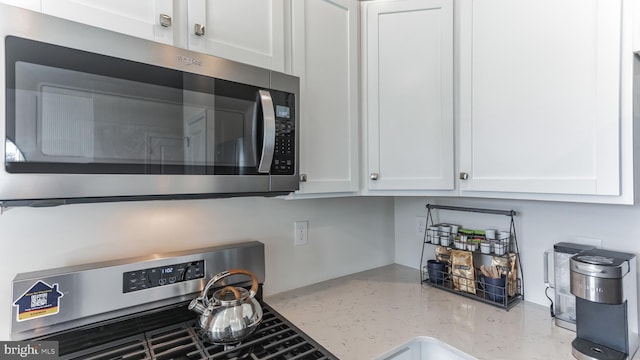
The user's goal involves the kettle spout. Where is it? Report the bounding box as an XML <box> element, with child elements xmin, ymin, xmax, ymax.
<box><xmin>188</xmin><ymin>298</ymin><xmax>207</xmax><ymax>315</ymax></box>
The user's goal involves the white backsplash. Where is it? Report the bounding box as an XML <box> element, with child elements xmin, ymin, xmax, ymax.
<box><xmin>4</xmin><ymin>193</ymin><xmax>635</xmax><ymax>340</ymax></box>
<box><xmin>394</xmin><ymin>196</ymin><xmax>640</xmax><ymax>308</ymax></box>
<box><xmin>0</xmin><ymin>196</ymin><xmax>395</xmax><ymax>340</ymax></box>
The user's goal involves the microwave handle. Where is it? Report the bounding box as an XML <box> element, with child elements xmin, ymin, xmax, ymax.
<box><xmin>257</xmin><ymin>90</ymin><xmax>276</xmax><ymax>173</ymax></box>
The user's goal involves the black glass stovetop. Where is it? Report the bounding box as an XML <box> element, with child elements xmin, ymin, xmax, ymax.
<box><xmin>36</xmin><ymin>302</ymin><xmax>337</xmax><ymax>360</ymax></box>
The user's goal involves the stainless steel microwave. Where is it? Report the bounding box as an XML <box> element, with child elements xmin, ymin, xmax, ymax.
<box><xmin>0</xmin><ymin>5</ymin><xmax>299</xmax><ymax>206</ymax></box>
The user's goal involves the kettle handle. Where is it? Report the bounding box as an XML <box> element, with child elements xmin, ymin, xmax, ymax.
<box><xmin>201</xmin><ymin>269</ymin><xmax>260</xmax><ymax>308</ymax></box>
<box><xmin>220</xmin><ymin>285</ymin><xmax>241</xmax><ymax>300</ymax></box>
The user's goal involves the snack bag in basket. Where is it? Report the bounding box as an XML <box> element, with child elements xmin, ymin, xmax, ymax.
<box><xmin>491</xmin><ymin>254</ymin><xmax>518</xmax><ymax>297</ymax></box>
<box><xmin>451</xmin><ymin>250</ymin><xmax>476</xmax><ymax>294</ymax></box>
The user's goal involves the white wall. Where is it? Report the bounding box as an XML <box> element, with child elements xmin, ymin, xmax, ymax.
<box><xmin>394</xmin><ymin>196</ymin><xmax>640</xmax><ymax>307</ymax></box>
<box><xmin>0</xmin><ymin>195</ymin><xmax>395</xmax><ymax>339</ymax></box>
<box><xmin>10</xmin><ymin>193</ymin><xmax>633</xmax><ymax>339</ymax></box>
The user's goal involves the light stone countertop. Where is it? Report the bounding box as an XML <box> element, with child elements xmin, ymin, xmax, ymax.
<box><xmin>265</xmin><ymin>264</ymin><xmax>635</xmax><ymax>360</ymax></box>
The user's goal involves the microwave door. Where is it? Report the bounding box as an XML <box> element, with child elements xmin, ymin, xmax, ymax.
<box><xmin>255</xmin><ymin>90</ymin><xmax>276</xmax><ymax>173</ymax></box>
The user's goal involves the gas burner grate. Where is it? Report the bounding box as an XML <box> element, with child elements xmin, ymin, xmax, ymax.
<box><xmin>201</xmin><ymin>307</ymin><xmax>332</xmax><ymax>360</ymax></box>
<box><xmin>61</xmin><ymin>334</ymin><xmax>151</xmax><ymax>360</ymax></box>
<box><xmin>45</xmin><ymin>304</ymin><xmax>196</xmax><ymax>356</ymax></box>
<box><xmin>147</xmin><ymin>324</ymin><xmax>206</xmax><ymax>360</ymax></box>
<box><xmin>52</xmin><ymin>303</ymin><xmax>336</xmax><ymax>360</ymax></box>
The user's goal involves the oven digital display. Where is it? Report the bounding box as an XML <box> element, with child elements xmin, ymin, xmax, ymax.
<box><xmin>122</xmin><ymin>260</ymin><xmax>205</xmax><ymax>293</ymax></box>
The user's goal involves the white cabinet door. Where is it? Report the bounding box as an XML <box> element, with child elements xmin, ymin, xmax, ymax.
<box><xmin>187</xmin><ymin>0</ymin><xmax>285</xmax><ymax>72</ymax></box>
<box><xmin>458</xmin><ymin>0</ymin><xmax>622</xmax><ymax>197</ymax></box>
<box><xmin>0</xmin><ymin>0</ymin><xmax>41</xmax><ymax>11</ymax></box>
<box><xmin>362</xmin><ymin>0</ymin><xmax>454</xmax><ymax>191</ymax></box>
<box><xmin>291</xmin><ymin>0</ymin><xmax>359</xmax><ymax>195</ymax></box>
<box><xmin>41</xmin><ymin>0</ymin><xmax>174</xmax><ymax>44</ymax></box>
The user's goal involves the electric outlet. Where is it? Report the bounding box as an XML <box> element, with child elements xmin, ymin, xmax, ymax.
<box><xmin>294</xmin><ymin>221</ymin><xmax>308</xmax><ymax>246</ymax></box>
<box><xmin>415</xmin><ymin>216</ymin><xmax>426</xmax><ymax>236</ymax></box>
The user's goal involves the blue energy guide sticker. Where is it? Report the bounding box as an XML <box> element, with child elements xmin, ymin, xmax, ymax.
<box><xmin>13</xmin><ymin>281</ymin><xmax>64</xmax><ymax>322</ymax></box>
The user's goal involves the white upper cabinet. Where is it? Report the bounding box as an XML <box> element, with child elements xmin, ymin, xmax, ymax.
<box><xmin>31</xmin><ymin>1</ymin><xmax>286</xmax><ymax>71</ymax></box>
<box><xmin>0</xmin><ymin>0</ymin><xmax>40</xmax><ymax>11</ymax></box>
<box><xmin>40</xmin><ymin>0</ymin><xmax>174</xmax><ymax>44</ymax></box>
<box><xmin>362</xmin><ymin>0</ymin><xmax>454</xmax><ymax>192</ymax></box>
<box><xmin>458</xmin><ymin>0</ymin><xmax>633</xmax><ymax>203</ymax></box>
<box><xmin>290</xmin><ymin>0</ymin><xmax>360</xmax><ymax>195</ymax></box>
<box><xmin>634</xmin><ymin>0</ymin><xmax>640</xmax><ymax>52</ymax></box>
<box><xmin>187</xmin><ymin>0</ymin><xmax>285</xmax><ymax>72</ymax></box>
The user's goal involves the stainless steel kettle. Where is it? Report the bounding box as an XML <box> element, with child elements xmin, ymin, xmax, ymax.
<box><xmin>188</xmin><ymin>269</ymin><xmax>263</xmax><ymax>345</ymax></box>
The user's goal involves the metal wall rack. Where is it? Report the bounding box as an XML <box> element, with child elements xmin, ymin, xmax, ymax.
<box><xmin>420</xmin><ymin>204</ymin><xmax>524</xmax><ymax>310</ymax></box>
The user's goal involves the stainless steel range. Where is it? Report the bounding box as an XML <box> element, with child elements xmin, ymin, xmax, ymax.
<box><xmin>11</xmin><ymin>241</ymin><xmax>336</xmax><ymax>359</ymax></box>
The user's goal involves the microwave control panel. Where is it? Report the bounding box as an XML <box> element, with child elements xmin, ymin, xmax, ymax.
<box><xmin>271</xmin><ymin>92</ymin><xmax>295</xmax><ymax>175</ymax></box>
<box><xmin>122</xmin><ymin>260</ymin><xmax>205</xmax><ymax>293</ymax></box>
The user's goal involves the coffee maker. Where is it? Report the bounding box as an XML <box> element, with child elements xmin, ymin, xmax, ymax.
<box><xmin>544</xmin><ymin>242</ymin><xmax>595</xmax><ymax>330</ymax></box>
<box><xmin>570</xmin><ymin>249</ymin><xmax>638</xmax><ymax>360</ymax></box>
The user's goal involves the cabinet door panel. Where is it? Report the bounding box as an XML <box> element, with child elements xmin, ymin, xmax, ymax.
<box><xmin>364</xmin><ymin>0</ymin><xmax>454</xmax><ymax>191</ymax></box>
<box><xmin>0</xmin><ymin>0</ymin><xmax>40</xmax><ymax>11</ymax></box>
<box><xmin>41</xmin><ymin>0</ymin><xmax>173</xmax><ymax>44</ymax></box>
<box><xmin>459</xmin><ymin>0</ymin><xmax>621</xmax><ymax>196</ymax></box>
<box><xmin>188</xmin><ymin>0</ymin><xmax>285</xmax><ymax>72</ymax></box>
<box><xmin>292</xmin><ymin>0</ymin><xmax>359</xmax><ymax>194</ymax></box>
